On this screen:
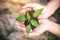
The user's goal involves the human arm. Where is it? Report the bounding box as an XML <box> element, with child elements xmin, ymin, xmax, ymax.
<box><xmin>16</xmin><ymin>0</ymin><xmax>60</xmax><ymax>37</ymax></box>
<box><xmin>48</xmin><ymin>22</ymin><xmax>60</xmax><ymax>37</ymax></box>
<box><xmin>39</xmin><ymin>0</ymin><xmax>60</xmax><ymax>18</ymax></box>
<box><xmin>28</xmin><ymin>19</ymin><xmax>60</xmax><ymax>37</ymax></box>
<box><xmin>22</xmin><ymin>0</ymin><xmax>59</xmax><ymax>19</ymax></box>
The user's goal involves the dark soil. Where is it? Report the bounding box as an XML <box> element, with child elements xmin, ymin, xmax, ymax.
<box><xmin>24</xmin><ymin>9</ymin><xmax>39</xmax><ymax>30</ymax></box>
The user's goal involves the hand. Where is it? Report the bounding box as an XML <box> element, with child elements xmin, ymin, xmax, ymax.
<box><xmin>21</xmin><ymin>3</ymin><xmax>46</xmax><ymax>19</ymax></box>
<box><xmin>16</xmin><ymin>18</ymin><xmax>60</xmax><ymax>37</ymax></box>
<box><xmin>28</xmin><ymin>19</ymin><xmax>60</xmax><ymax>37</ymax></box>
<box><xmin>22</xmin><ymin>1</ymin><xmax>59</xmax><ymax>19</ymax></box>
<box><xmin>28</xmin><ymin>19</ymin><xmax>59</xmax><ymax>37</ymax></box>
<box><xmin>16</xmin><ymin>3</ymin><xmax>45</xmax><ymax>32</ymax></box>
<box><xmin>16</xmin><ymin>2</ymin><xmax>57</xmax><ymax>31</ymax></box>
<box><xmin>16</xmin><ymin>21</ymin><xmax>26</xmax><ymax>32</ymax></box>
<box><xmin>16</xmin><ymin>1</ymin><xmax>59</xmax><ymax>36</ymax></box>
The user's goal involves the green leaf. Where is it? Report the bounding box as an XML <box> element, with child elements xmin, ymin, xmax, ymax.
<box><xmin>26</xmin><ymin>12</ymin><xmax>31</xmax><ymax>22</ymax></box>
<box><xmin>33</xmin><ymin>8</ymin><xmax>43</xmax><ymax>18</ymax></box>
<box><xmin>26</xmin><ymin>24</ymin><xmax>31</xmax><ymax>34</ymax></box>
<box><xmin>31</xmin><ymin>19</ymin><xmax>38</xmax><ymax>27</ymax></box>
<box><xmin>16</xmin><ymin>13</ymin><xmax>26</xmax><ymax>22</ymax></box>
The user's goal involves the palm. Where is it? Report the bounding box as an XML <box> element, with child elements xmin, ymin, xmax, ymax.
<box><xmin>16</xmin><ymin>18</ymin><xmax>57</xmax><ymax>37</ymax></box>
<box><xmin>16</xmin><ymin>2</ymin><xmax>59</xmax><ymax>37</ymax></box>
<box><xmin>28</xmin><ymin>19</ymin><xmax>58</xmax><ymax>37</ymax></box>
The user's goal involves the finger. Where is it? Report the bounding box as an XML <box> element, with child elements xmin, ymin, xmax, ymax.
<box><xmin>17</xmin><ymin>26</ymin><xmax>25</xmax><ymax>32</ymax></box>
<box><xmin>20</xmin><ymin>7</ymin><xmax>33</xmax><ymax>15</ymax></box>
<box><xmin>28</xmin><ymin>25</ymin><xmax>47</xmax><ymax>37</ymax></box>
<box><xmin>16</xmin><ymin>22</ymin><xmax>26</xmax><ymax>31</ymax></box>
<box><xmin>22</xmin><ymin>3</ymin><xmax>45</xmax><ymax>10</ymax></box>
<box><xmin>28</xmin><ymin>29</ymin><xmax>45</xmax><ymax>37</ymax></box>
<box><xmin>38</xmin><ymin>19</ymin><xmax>51</xmax><ymax>24</ymax></box>
<box><xmin>38</xmin><ymin>19</ymin><xmax>47</xmax><ymax>24</ymax></box>
<box><xmin>16</xmin><ymin>22</ymin><xmax>24</xmax><ymax>27</ymax></box>
<box><xmin>20</xmin><ymin>9</ymin><xmax>27</xmax><ymax>14</ymax></box>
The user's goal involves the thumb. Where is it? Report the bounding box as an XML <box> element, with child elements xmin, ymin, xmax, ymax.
<box><xmin>22</xmin><ymin>3</ymin><xmax>45</xmax><ymax>10</ymax></box>
<box><xmin>28</xmin><ymin>25</ymin><xmax>47</xmax><ymax>37</ymax></box>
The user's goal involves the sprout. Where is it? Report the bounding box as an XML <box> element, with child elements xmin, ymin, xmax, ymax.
<box><xmin>16</xmin><ymin>8</ymin><xmax>43</xmax><ymax>34</ymax></box>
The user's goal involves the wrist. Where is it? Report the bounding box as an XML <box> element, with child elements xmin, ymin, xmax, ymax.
<box><xmin>48</xmin><ymin>23</ymin><xmax>60</xmax><ymax>37</ymax></box>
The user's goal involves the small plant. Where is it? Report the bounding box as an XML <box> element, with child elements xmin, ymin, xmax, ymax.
<box><xmin>16</xmin><ymin>8</ymin><xmax>43</xmax><ymax>34</ymax></box>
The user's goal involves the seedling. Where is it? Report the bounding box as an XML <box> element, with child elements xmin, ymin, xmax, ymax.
<box><xmin>16</xmin><ymin>8</ymin><xmax>43</xmax><ymax>34</ymax></box>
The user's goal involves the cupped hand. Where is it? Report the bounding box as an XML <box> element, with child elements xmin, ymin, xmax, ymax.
<box><xmin>15</xmin><ymin>3</ymin><xmax>59</xmax><ymax>37</ymax></box>
<box><xmin>16</xmin><ymin>3</ymin><xmax>45</xmax><ymax>32</ymax></box>
<box><xmin>21</xmin><ymin>2</ymin><xmax>59</xmax><ymax>19</ymax></box>
<box><xmin>21</xmin><ymin>3</ymin><xmax>46</xmax><ymax>19</ymax></box>
<box><xmin>16</xmin><ymin>18</ymin><xmax>59</xmax><ymax>37</ymax></box>
<box><xmin>28</xmin><ymin>19</ymin><xmax>57</xmax><ymax>37</ymax></box>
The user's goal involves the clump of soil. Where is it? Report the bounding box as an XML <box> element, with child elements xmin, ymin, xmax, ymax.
<box><xmin>24</xmin><ymin>8</ymin><xmax>39</xmax><ymax>30</ymax></box>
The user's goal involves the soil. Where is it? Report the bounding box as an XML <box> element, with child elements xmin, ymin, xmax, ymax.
<box><xmin>0</xmin><ymin>1</ymin><xmax>60</xmax><ymax>40</ymax></box>
<box><xmin>24</xmin><ymin>9</ymin><xmax>39</xmax><ymax>30</ymax></box>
